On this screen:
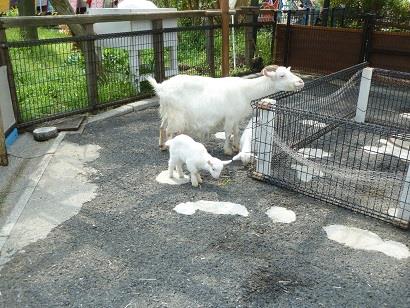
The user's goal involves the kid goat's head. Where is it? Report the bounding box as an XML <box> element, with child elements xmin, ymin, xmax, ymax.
<box><xmin>262</xmin><ymin>65</ymin><xmax>304</xmax><ymax>92</ymax></box>
<box><xmin>206</xmin><ymin>158</ymin><xmax>232</xmax><ymax>179</ymax></box>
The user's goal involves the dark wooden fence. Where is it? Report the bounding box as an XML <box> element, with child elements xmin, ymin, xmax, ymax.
<box><xmin>275</xmin><ymin>12</ymin><xmax>410</xmax><ymax>74</ymax></box>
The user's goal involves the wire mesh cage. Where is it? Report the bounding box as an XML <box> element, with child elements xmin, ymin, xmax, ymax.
<box><xmin>250</xmin><ymin>65</ymin><xmax>410</xmax><ymax>228</ymax></box>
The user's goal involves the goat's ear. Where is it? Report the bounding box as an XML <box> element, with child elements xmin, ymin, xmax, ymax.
<box><xmin>287</xmin><ymin>66</ymin><xmax>291</xmax><ymax>71</ymax></box>
<box><xmin>207</xmin><ymin>160</ymin><xmax>213</xmax><ymax>168</ymax></box>
<box><xmin>222</xmin><ymin>160</ymin><xmax>232</xmax><ymax>166</ymax></box>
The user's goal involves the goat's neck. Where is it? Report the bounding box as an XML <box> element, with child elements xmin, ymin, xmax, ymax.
<box><xmin>242</xmin><ymin>76</ymin><xmax>277</xmax><ymax>101</ymax></box>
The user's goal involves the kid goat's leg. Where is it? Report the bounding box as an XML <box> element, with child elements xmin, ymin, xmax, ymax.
<box><xmin>176</xmin><ymin>163</ymin><xmax>184</xmax><ymax>178</ymax></box>
<box><xmin>196</xmin><ymin>173</ymin><xmax>203</xmax><ymax>184</ymax></box>
<box><xmin>223</xmin><ymin>123</ymin><xmax>234</xmax><ymax>156</ymax></box>
<box><xmin>168</xmin><ymin>159</ymin><xmax>176</xmax><ymax>178</ymax></box>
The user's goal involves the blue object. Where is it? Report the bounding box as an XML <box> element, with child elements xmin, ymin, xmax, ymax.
<box><xmin>5</xmin><ymin>127</ymin><xmax>18</xmax><ymax>148</ymax></box>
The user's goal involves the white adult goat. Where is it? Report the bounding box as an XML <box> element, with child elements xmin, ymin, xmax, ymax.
<box><xmin>148</xmin><ymin>65</ymin><xmax>304</xmax><ymax>155</ymax></box>
<box><xmin>166</xmin><ymin>134</ymin><xmax>232</xmax><ymax>187</ymax></box>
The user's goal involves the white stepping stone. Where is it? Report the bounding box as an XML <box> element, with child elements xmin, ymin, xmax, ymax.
<box><xmin>214</xmin><ymin>132</ymin><xmax>226</xmax><ymax>140</ymax></box>
<box><xmin>156</xmin><ymin>170</ymin><xmax>190</xmax><ymax>185</ymax></box>
<box><xmin>298</xmin><ymin>148</ymin><xmax>331</xmax><ymax>159</ymax></box>
<box><xmin>363</xmin><ymin>139</ymin><xmax>410</xmax><ymax>160</ymax></box>
<box><xmin>301</xmin><ymin>120</ymin><xmax>327</xmax><ymax>128</ymax></box>
<box><xmin>174</xmin><ymin>200</ymin><xmax>249</xmax><ymax>217</ymax></box>
<box><xmin>291</xmin><ymin>164</ymin><xmax>325</xmax><ymax>182</ymax></box>
<box><xmin>323</xmin><ymin>225</ymin><xmax>409</xmax><ymax>260</ymax></box>
<box><xmin>266</xmin><ymin>206</ymin><xmax>296</xmax><ymax>223</ymax></box>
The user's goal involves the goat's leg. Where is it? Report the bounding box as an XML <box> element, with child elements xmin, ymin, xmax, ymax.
<box><xmin>232</xmin><ymin>124</ymin><xmax>240</xmax><ymax>153</ymax></box>
<box><xmin>196</xmin><ymin>173</ymin><xmax>203</xmax><ymax>184</ymax></box>
<box><xmin>168</xmin><ymin>159</ymin><xmax>176</xmax><ymax>178</ymax></box>
<box><xmin>159</xmin><ymin>118</ymin><xmax>168</xmax><ymax>151</ymax></box>
<box><xmin>223</xmin><ymin>124</ymin><xmax>234</xmax><ymax>156</ymax></box>
<box><xmin>176</xmin><ymin>163</ymin><xmax>184</xmax><ymax>179</ymax></box>
<box><xmin>186</xmin><ymin>163</ymin><xmax>199</xmax><ymax>187</ymax></box>
<box><xmin>190</xmin><ymin>172</ymin><xmax>199</xmax><ymax>187</ymax></box>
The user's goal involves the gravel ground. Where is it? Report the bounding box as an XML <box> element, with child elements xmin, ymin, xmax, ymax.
<box><xmin>0</xmin><ymin>108</ymin><xmax>409</xmax><ymax>308</ymax></box>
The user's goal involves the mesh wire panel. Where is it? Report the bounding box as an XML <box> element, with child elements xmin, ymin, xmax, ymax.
<box><xmin>7</xmin><ymin>38</ymin><xmax>89</xmax><ymax>123</ymax></box>
<box><xmin>366</xmin><ymin>68</ymin><xmax>410</xmax><ymax>130</ymax></box>
<box><xmin>250</xmin><ymin>65</ymin><xmax>410</xmax><ymax>228</ymax></box>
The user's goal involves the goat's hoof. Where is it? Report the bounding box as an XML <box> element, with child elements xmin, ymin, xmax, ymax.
<box><xmin>159</xmin><ymin>145</ymin><xmax>168</xmax><ymax>151</ymax></box>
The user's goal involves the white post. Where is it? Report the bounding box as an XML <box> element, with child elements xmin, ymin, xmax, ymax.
<box><xmin>231</xmin><ymin>15</ymin><xmax>237</xmax><ymax>69</ymax></box>
<box><xmin>393</xmin><ymin>165</ymin><xmax>410</xmax><ymax>221</ymax></box>
<box><xmin>255</xmin><ymin>101</ymin><xmax>275</xmax><ymax>175</ymax></box>
<box><xmin>355</xmin><ymin>67</ymin><xmax>373</xmax><ymax>123</ymax></box>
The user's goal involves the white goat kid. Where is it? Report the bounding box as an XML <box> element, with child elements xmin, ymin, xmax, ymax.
<box><xmin>148</xmin><ymin>65</ymin><xmax>304</xmax><ymax>155</ymax></box>
<box><xmin>165</xmin><ymin>134</ymin><xmax>232</xmax><ymax>187</ymax></box>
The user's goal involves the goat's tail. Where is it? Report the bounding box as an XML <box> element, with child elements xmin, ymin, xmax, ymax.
<box><xmin>232</xmin><ymin>152</ymin><xmax>254</xmax><ymax>165</ymax></box>
<box><xmin>147</xmin><ymin>76</ymin><xmax>162</xmax><ymax>95</ymax></box>
<box><xmin>165</xmin><ymin>139</ymin><xmax>173</xmax><ymax>147</ymax></box>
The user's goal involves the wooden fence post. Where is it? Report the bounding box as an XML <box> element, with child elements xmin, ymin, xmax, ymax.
<box><xmin>321</xmin><ymin>0</ymin><xmax>330</xmax><ymax>26</ymax></box>
<box><xmin>359</xmin><ymin>14</ymin><xmax>375</xmax><ymax>63</ymax></box>
<box><xmin>83</xmin><ymin>23</ymin><xmax>99</xmax><ymax>113</ymax></box>
<box><xmin>283</xmin><ymin>10</ymin><xmax>292</xmax><ymax>67</ymax></box>
<box><xmin>220</xmin><ymin>0</ymin><xmax>229</xmax><ymax>77</ymax></box>
<box><xmin>0</xmin><ymin>106</ymin><xmax>8</xmax><ymax>166</ymax></box>
<box><xmin>270</xmin><ymin>11</ymin><xmax>278</xmax><ymax>64</ymax></box>
<box><xmin>205</xmin><ymin>16</ymin><xmax>215</xmax><ymax>77</ymax></box>
<box><xmin>0</xmin><ymin>25</ymin><xmax>21</xmax><ymax>125</ymax></box>
<box><xmin>244</xmin><ymin>11</ymin><xmax>256</xmax><ymax>68</ymax></box>
<box><xmin>152</xmin><ymin>19</ymin><xmax>165</xmax><ymax>82</ymax></box>
<box><xmin>0</xmin><ymin>34</ymin><xmax>7</xmax><ymax>165</ymax></box>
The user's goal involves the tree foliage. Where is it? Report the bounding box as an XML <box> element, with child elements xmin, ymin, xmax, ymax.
<box><xmin>328</xmin><ymin>0</ymin><xmax>410</xmax><ymax>18</ymax></box>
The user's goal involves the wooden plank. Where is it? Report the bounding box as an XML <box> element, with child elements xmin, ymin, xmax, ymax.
<box><xmin>220</xmin><ymin>0</ymin><xmax>229</xmax><ymax>77</ymax></box>
<box><xmin>0</xmin><ymin>11</ymin><xmax>207</xmax><ymax>28</ymax></box>
<box><xmin>0</xmin><ymin>106</ymin><xmax>7</xmax><ymax>166</ymax></box>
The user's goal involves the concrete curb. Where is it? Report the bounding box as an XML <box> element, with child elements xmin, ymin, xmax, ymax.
<box><xmin>86</xmin><ymin>97</ymin><xmax>159</xmax><ymax>125</ymax></box>
<box><xmin>0</xmin><ymin>133</ymin><xmax>66</xmax><ymax>253</ymax></box>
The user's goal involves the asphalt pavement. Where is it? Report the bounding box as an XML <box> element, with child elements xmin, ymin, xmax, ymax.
<box><xmin>0</xmin><ymin>107</ymin><xmax>409</xmax><ymax>308</ymax></box>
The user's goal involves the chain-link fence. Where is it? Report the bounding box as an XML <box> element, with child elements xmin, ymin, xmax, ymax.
<box><xmin>250</xmin><ymin>64</ymin><xmax>410</xmax><ymax>228</ymax></box>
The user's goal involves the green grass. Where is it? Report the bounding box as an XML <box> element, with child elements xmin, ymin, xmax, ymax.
<box><xmin>5</xmin><ymin>25</ymin><xmax>272</xmax><ymax>123</ymax></box>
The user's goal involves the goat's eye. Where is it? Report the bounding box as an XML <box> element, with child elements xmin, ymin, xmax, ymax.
<box><xmin>279</xmin><ymin>74</ymin><xmax>285</xmax><ymax>78</ymax></box>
